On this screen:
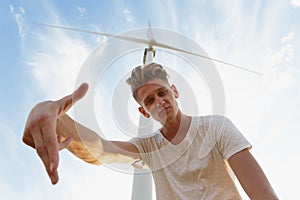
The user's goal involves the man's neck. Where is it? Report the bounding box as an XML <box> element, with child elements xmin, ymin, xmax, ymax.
<box><xmin>160</xmin><ymin>112</ymin><xmax>191</xmax><ymax>145</ymax></box>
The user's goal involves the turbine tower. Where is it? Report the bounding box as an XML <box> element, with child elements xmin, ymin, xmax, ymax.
<box><xmin>131</xmin><ymin>20</ymin><xmax>155</xmax><ymax>200</ymax></box>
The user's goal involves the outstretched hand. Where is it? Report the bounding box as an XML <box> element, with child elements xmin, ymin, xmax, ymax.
<box><xmin>22</xmin><ymin>83</ymin><xmax>89</xmax><ymax>185</ymax></box>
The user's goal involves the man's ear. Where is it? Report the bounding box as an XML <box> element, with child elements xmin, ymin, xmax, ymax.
<box><xmin>138</xmin><ymin>107</ymin><xmax>150</xmax><ymax>118</ymax></box>
<box><xmin>171</xmin><ymin>85</ymin><xmax>179</xmax><ymax>98</ymax></box>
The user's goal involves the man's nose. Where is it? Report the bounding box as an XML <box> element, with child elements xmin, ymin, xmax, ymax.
<box><xmin>156</xmin><ymin>98</ymin><xmax>166</xmax><ymax>107</ymax></box>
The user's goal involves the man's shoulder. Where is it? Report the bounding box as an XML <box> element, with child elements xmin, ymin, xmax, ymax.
<box><xmin>193</xmin><ymin>114</ymin><xmax>230</xmax><ymax>126</ymax></box>
<box><xmin>196</xmin><ymin>114</ymin><xmax>228</xmax><ymax>119</ymax></box>
<box><xmin>191</xmin><ymin>114</ymin><xmax>236</xmax><ymax>139</ymax></box>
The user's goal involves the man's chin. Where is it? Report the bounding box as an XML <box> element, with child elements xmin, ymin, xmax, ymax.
<box><xmin>158</xmin><ymin>115</ymin><xmax>170</xmax><ymax>125</ymax></box>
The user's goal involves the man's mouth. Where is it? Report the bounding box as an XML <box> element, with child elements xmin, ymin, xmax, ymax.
<box><xmin>159</xmin><ymin>106</ymin><xmax>170</xmax><ymax>114</ymax></box>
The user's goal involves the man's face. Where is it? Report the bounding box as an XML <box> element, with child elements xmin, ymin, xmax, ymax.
<box><xmin>136</xmin><ymin>78</ymin><xmax>180</xmax><ymax>125</ymax></box>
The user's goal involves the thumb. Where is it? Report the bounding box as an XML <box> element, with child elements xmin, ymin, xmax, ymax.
<box><xmin>57</xmin><ymin>83</ymin><xmax>89</xmax><ymax>115</ymax></box>
<box><xmin>73</xmin><ymin>82</ymin><xmax>89</xmax><ymax>102</ymax></box>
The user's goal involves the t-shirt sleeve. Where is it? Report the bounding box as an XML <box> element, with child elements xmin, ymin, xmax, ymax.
<box><xmin>213</xmin><ymin>115</ymin><xmax>252</xmax><ymax>160</ymax></box>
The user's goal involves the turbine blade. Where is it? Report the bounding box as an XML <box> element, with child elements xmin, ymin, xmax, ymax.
<box><xmin>147</xmin><ymin>19</ymin><xmax>154</xmax><ymax>41</ymax></box>
<box><xmin>153</xmin><ymin>41</ymin><xmax>263</xmax><ymax>76</ymax></box>
<box><xmin>34</xmin><ymin>23</ymin><xmax>150</xmax><ymax>45</ymax></box>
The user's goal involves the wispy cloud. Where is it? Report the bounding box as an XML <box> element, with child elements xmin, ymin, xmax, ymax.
<box><xmin>281</xmin><ymin>32</ymin><xmax>295</xmax><ymax>44</ymax></box>
<box><xmin>9</xmin><ymin>4</ymin><xmax>26</xmax><ymax>38</ymax></box>
<box><xmin>23</xmin><ymin>5</ymin><xmax>92</xmax><ymax>99</ymax></box>
<box><xmin>291</xmin><ymin>0</ymin><xmax>300</xmax><ymax>7</ymax></box>
<box><xmin>263</xmin><ymin>32</ymin><xmax>295</xmax><ymax>92</ymax></box>
<box><xmin>76</xmin><ymin>6</ymin><xmax>87</xmax><ymax>19</ymax></box>
<box><xmin>25</xmin><ymin>32</ymin><xmax>90</xmax><ymax>98</ymax></box>
<box><xmin>89</xmin><ymin>24</ymin><xmax>107</xmax><ymax>43</ymax></box>
<box><xmin>123</xmin><ymin>9</ymin><xmax>134</xmax><ymax>23</ymax></box>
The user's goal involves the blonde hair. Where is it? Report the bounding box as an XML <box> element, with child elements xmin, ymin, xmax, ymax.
<box><xmin>126</xmin><ymin>62</ymin><xmax>170</xmax><ymax>101</ymax></box>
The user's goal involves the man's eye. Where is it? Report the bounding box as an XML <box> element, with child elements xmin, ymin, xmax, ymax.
<box><xmin>158</xmin><ymin>90</ymin><xmax>167</xmax><ymax>96</ymax></box>
<box><xmin>145</xmin><ymin>98</ymin><xmax>154</xmax><ymax>105</ymax></box>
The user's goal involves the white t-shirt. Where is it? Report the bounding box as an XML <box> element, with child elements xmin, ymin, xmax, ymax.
<box><xmin>130</xmin><ymin>115</ymin><xmax>252</xmax><ymax>200</ymax></box>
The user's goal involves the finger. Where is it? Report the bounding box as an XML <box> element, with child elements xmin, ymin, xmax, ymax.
<box><xmin>58</xmin><ymin>137</ymin><xmax>73</xmax><ymax>151</ymax></box>
<box><xmin>33</xmin><ymin>127</ymin><xmax>48</xmax><ymax>164</ymax></box>
<box><xmin>32</xmin><ymin>125</ymin><xmax>54</xmax><ymax>184</ymax></box>
<box><xmin>57</xmin><ymin>135</ymin><xmax>62</xmax><ymax>143</ymax></box>
<box><xmin>41</xmin><ymin>121</ymin><xmax>60</xmax><ymax>184</ymax></box>
<box><xmin>57</xmin><ymin>83</ymin><xmax>89</xmax><ymax>115</ymax></box>
<box><xmin>73</xmin><ymin>82</ymin><xmax>89</xmax><ymax>102</ymax></box>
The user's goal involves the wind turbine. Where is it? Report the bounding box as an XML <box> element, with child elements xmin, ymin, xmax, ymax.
<box><xmin>36</xmin><ymin>20</ymin><xmax>262</xmax><ymax>200</ymax></box>
<box><xmin>131</xmin><ymin>20</ymin><xmax>155</xmax><ymax>200</ymax></box>
<box><xmin>35</xmin><ymin>22</ymin><xmax>263</xmax><ymax>76</ymax></box>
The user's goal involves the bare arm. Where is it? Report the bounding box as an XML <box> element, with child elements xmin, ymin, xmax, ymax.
<box><xmin>57</xmin><ymin>114</ymin><xmax>141</xmax><ymax>165</ymax></box>
<box><xmin>228</xmin><ymin>149</ymin><xmax>278</xmax><ymax>200</ymax></box>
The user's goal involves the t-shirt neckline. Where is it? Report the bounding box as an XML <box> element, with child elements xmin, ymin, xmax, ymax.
<box><xmin>158</xmin><ymin>116</ymin><xmax>195</xmax><ymax>147</ymax></box>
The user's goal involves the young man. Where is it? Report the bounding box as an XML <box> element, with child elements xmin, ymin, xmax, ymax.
<box><xmin>23</xmin><ymin>63</ymin><xmax>278</xmax><ymax>199</ymax></box>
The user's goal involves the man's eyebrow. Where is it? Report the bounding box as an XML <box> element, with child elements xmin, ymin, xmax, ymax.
<box><xmin>143</xmin><ymin>86</ymin><xmax>167</xmax><ymax>103</ymax></box>
<box><xmin>157</xmin><ymin>86</ymin><xmax>167</xmax><ymax>91</ymax></box>
<box><xmin>143</xmin><ymin>96</ymin><xmax>153</xmax><ymax>104</ymax></box>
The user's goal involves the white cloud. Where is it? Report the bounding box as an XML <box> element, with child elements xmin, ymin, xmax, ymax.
<box><xmin>262</xmin><ymin>35</ymin><xmax>295</xmax><ymax>93</ymax></box>
<box><xmin>281</xmin><ymin>32</ymin><xmax>294</xmax><ymax>44</ymax></box>
<box><xmin>25</xmin><ymin>30</ymin><xmax>90</xmax><ymax>99</ymax></box>
<box><xmin>270</xmin><ymin>43</ymin><xmax>294</xmax><ymax>64</ymax></box>
<box><xmin>9</xmin><ymin>4</ymin><xmax>26</xmax><ymax>37</ymax></box>
<box><xmin>123</xmin><ymin>9</ymin><xmax>134</xmax><ymax>23</ymax></box>
<box><xmin>89</xmin><ymin>24</ymin><xmax>107</xmax><ymax>43</ymax></box>
<box><xmin>77</xmin><ymin>6</ymin><xmax>86</xmax><ymax>14</ymax></box>
<box><xmin>291</xmin><ymin>0</ymin><xmax>300</xmax><ymax>6</ymax></box>
<box><xmin>76</xmin><ymin>6</ymin><xmax>87</xmax><ymax>19</ymax></box>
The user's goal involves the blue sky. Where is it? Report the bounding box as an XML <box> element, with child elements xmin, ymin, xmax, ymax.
<box><xmin>1</xmin><ymin>0</ymin><xmax>300</xmax><ymax>199</ymax></box>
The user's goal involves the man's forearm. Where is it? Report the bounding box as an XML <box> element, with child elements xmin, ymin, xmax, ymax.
<box><xmin>56</xmin><ymin>114</ymin><xmax>103</xmax><ymax>165</ymax></box>
<box><xmin>56</xmin><ymin>114</ymin><xmax>140</xmax><ymax>166</ymax></box>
